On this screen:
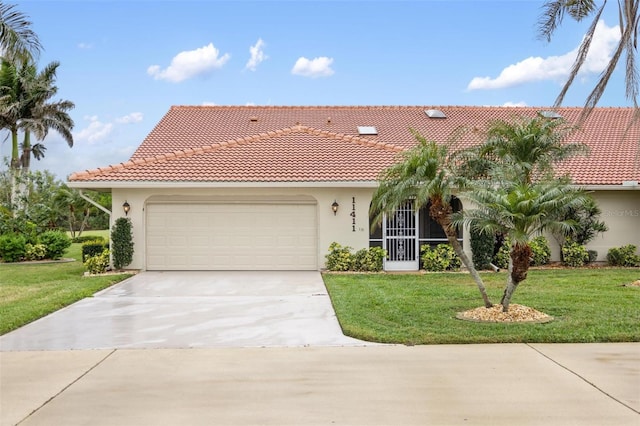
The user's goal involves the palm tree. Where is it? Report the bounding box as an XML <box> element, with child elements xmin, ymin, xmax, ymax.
<box><xmin>0</xmin><ymin>2</ymin><xmax>42</xmax><ymax>61</ymax></box>
<box><xmin>455</xmin><ymin>177</ymin><xmax>586</xmax><ymax>311</ymax></box>
<box><xmin>0</xmin><ymin>59</ymin><xmax>74</xmax><ymax>174</ymax></box>
<box><xmin>456</xmin><ymin>115</ymin><xmax>588</xmax><ymax>185</ymax></box>
<box><xmin>371</xmin><ymin>131</ymin><xmax>493</xmax><ymax>308</ymax></box>
<box><xmin>538</xmin><ymin>0</ymin><xmax>639</xmax><ymax>119</ymax></box>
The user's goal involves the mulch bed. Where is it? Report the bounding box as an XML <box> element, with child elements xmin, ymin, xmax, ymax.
<box><xmin>457</xmin><ymin>304</ymin><xmax>554</xmax><ymax>323</ymax></box>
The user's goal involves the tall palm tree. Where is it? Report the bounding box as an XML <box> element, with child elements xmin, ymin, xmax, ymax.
<box><xmin>371</xmin><ymin>131</ymin><xmax>493</xmax><ymax>308</ymax></box>
<box><xmin>539</xmin><ymin>0</ymin><xmax>639</xmax><ymax>119</ymax></box>
<box><xmin>0</xmin><ymin>2</ymin><xmax>42</xmax><ymax>61</ymax></box>
<box><xmin>0</xmin><ymin>59</ymin><xmax>74</xmax><ymax>174</ymax></box>
<box><xmin>455</xmin><ymin>177</ymin><xmax>586</xmax><ymax>311</ymax></box>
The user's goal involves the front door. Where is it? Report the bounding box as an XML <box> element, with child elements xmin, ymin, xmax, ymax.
<box><xmin>384</xmin><ymin>201</ymin><xmax>419</xmax><ymax>271</ymax></box>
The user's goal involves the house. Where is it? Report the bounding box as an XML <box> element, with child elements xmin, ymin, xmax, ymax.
<box><xmin>68</xmin><ymin>106</ymin><xmax>640</xmax><ymax>271</ymax></box>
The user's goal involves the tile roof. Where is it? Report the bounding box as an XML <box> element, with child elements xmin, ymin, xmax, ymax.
<box><xmin>69</xmin><ymin>105</ymin><xmax>640</xmax><ymax>186</ymax></box>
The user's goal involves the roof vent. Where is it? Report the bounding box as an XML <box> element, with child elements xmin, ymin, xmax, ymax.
<box><xmin>538</xmin><ymin>110</ymin><xmax>562</xmax><ymax>119</ymax></box>
<box><xmin>425</xmin><ymin>109</ymin><xmax>446</xmax><ymax>119</ymax></box>
<box><xmin>249</xmin><ymin>116</ymin><xmax>258</xmax><ymax>122</ymax></box>
<box><xmin>357</xmin><ymin>126</ymin><xmax>378</xmax><ymax>135</ymax></box>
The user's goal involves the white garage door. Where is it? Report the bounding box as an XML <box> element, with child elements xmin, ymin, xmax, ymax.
<box><xmin>146</xmin><ymin>203</ymin><xmax>317</xmax><ymax>270</ymax></box>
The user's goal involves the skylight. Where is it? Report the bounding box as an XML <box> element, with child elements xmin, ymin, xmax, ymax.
<box><xmin>538</xmin><ymin>110</ymin><xmax>563</xmax><ymax>119</ymax></box>
<box><xmin>425</xmin><ymin>109</ymin><xmax>447</xmax><ymax>119</ymax></box>
<box><xmin>358</xmin><ymin>126</ymin><xmax>378</xmax><ymax>135</ymax></box>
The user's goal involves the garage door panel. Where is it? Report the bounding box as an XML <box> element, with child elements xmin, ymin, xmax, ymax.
<box><xmin>146</xmin><ymin>203</ymin><xmax>317</xmax><ymax>270</ymax></box>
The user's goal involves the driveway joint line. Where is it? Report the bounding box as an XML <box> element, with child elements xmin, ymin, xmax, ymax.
<box><xmin>525</xmin><ymin>343</ymin><xmax>640</xmax><ymax>415</ymax></box>
<box><xmin>16</xmin><ymin>349</ymin><xmax>118</xmax><ymax>425</ymax></box>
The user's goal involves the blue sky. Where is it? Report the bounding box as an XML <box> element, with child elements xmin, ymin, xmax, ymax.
<box><xmin>1</xmin><ymin>0</ymin><xmax>631</xmax><ymax>180</ymax></box>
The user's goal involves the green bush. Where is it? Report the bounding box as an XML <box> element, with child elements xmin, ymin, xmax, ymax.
<box><xmin>73</xmin><ymin>235</ymin><xmax>105</xmax><ymax>244</ymax></box>
<box><xmin>470</xmin><ymin>228</ymin><xmax>494</xmax><ymax>270</ymax></box>
<box><xmin>24</xmin><ymin>243</ymin><xmax>47</xmax><ymax>261</ymax></box>
<box><xmin>529</xmin><ymin>236</ymin><xmax>551</xmax><ymax>266</ymax></box>
<box><xmin>39</xmin><ymin>230</ymin><xmax>72</xmax><ymax>260</ymax></box>
<box><xmin>353</xmin><ymin>247</ymin><xmax>386</xmax><ymax>272</ymax></box>
<box><xmin>607</xmin><ymin>245</ymin><xmax>640</xmax><ymax>267</ymax></box>
<box><xmin>111</xmin><ymin>218</ymin><xmax>134</xmax><ymax>270</ymax></box>
<box><xmin>0</xmin><ymin>234</ymin><xmax>26</xmax><ymax>262</ymax></box>
<box><xmin>84</xmin><ymin>249</ymin><xmax>110</xmax><ymax>274</ymax></box>
<box><xmin>562</xmin><ymin>242</ymin><xmax>590</xmax><ymax>267</ymax></box>
<box><xmin>325</xmin><ymin>242</ymin><xmax>355</xmax><ymax>271</ymax></box>
<box><xmin>421</xmin><ymin>244</ymin><xmax>461</xmax><ymax>272</ymax></box>
<box><xmin>493</xmin><ymin>239</ymin><xmax>511</xmax><ymax>270</ymax></box>
<box><xmin>587</xmin><ymin>250</ymin><xmax>598</xmax><ymax>264</ymax></box>
<box><xmin>82</xmin><ymin>239</ymin><xmax>108</xmax><ymax>261</ymax></box>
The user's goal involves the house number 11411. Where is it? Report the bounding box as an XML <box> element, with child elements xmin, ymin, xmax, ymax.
<box><xmin>351</xmin><ymin>197</ymin><xmax>356</xmax><ymax>232</ymax></box>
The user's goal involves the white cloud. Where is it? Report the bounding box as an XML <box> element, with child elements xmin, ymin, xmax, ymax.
<box><xmin>147</xmin><ymin>43</ymin><xmax>231</xmax><ymax>83</ymax></box>
<box><xmin>116</xmin><ymin>112</ymin><xmax>143</xmax><ymax>124</ymax></box>
<box><xmin>291</xmin><ymin>56</ymin><xmax>334</xmax><ymax>78</ymax></box>
<box><xmin>245</xmin><ymin>38</ymin><xmax>267</xmax><ymax>71</ymax></box>
<box><xmin>74</xmin><ymin>116</ymin><xmax>113</xmax><ymax>144</ymax></box>
<box><xmin>201</xmin><ymin>101</ymin><xmax>217</xmax><ymax>106</ymax></box>
<box><xmin>245</xmin><ymin>102</ymin><xmax>256</xmax><ymax>106</ymax></box>
<box><xmin>467</xmin><ymin>20</ymin><xmax>619</xmax><ymax>90</ymax></box>
<box><xmin>77</xmin><ymin>42</ymin><xmax>93</xmax><ymax>49</ymax></box>
<box><xmin>502</xmin><ymin>101</ymin><xmax>528</xmax><ymax>107</ymax></box>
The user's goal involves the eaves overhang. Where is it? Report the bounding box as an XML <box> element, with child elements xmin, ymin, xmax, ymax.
<box><xmin>66</xmin><ymin>180</ymin><xmax>381</xmax><ymax>190</ymax></box>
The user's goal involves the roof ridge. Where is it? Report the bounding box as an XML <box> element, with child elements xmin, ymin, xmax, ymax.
<box><xmin>68</xmin><ymin>125</ymin><xmax>405</xmax><ymax>181</ymax></box>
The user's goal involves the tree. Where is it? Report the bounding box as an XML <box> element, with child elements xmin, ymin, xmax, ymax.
<box><xmin>539</xmin><ymin>0</ymin><xmax>639</xmax><ymax>119</ymax></box>
<box><xmin>0</xmin><ymin>59</ymin><xmax>74</xmax><ymax>174</ymax></box>
<box><xmin>371</xmin><ymin>131</ymin><xmax>493</xmax><ymax>308</ymax></box>
<box><xmin>0</xmin><ymin>2</ymin><xmax>42</xmax><ymax>61</ymax></box>
<box><xmin>456</xmin><ymin>115</ymin><xmax>588</xmax><ymax>185</ymax></box>
<box><xmin>455</xmin><ymin>178</ymin><xmax>586</xmax><ymax>311</ymax></box>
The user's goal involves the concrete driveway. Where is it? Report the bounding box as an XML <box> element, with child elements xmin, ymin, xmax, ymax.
<box><xmin>0</xmin><ymin>271</ymin><xmax>367</xmax><ymax>350</ymax></box>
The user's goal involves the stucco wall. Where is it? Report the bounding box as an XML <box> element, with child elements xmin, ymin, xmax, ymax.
<box><xmin>585</xmin><ymin>190</ymin><xmax>640</xmax><ymax>262</ymax></box>
<box><xmin>111</xmin><ymin>186</ymin><xmax>375</xmax><ymax>271</ymax></box>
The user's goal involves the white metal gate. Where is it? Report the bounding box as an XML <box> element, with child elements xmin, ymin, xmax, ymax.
<box><xmin>383</xmin><ymin>201</ymin><xmax>419</xmax><ymax>271</ymax></box>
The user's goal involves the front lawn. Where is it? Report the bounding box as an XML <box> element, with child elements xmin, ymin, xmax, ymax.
<box><xmin>0</xmin><ymin>231</ymin><xmax>131</xmax><ymax>335</ymax></box>
<box><xmin>323</xmin><ymin>268</ymin><xmax>640</xmax><ymax>344</ymax></box>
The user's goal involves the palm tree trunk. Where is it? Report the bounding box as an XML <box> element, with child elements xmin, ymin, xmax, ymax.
<box><xmin>501</xmin><ymin>258</ymin><xmax>517</xmax><ymax>311</ymax></box>
<box><xmin>446</xmin><ymin>230</ymin><xmax>494</xmax><ymax>308</ymax></box>
<box><xmin>431</xmin><ymin>196</ymin><xmax>493</xmax><ymax>308</ymax></box>
<box><xmin>500</xmin><ymin>244</ymin><xmax>532</xmax><ymax>312</ymax></box>
<box><xmin>20</xmin><ymin>130</ymin><xmax>31</xmax><ymax>172</ymax></box>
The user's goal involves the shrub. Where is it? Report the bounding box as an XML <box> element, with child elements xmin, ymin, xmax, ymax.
<box><xmin>0</xmin><ymin>234</ymin><xmax>26</xmax><ymax>262</ymax></box>
<box><xmin>421</xmin><ymin>244</ymin><xmax>461</xmax><ymax>272</ymax></box>
<box><xmin>82</xmin><ymin>239</ymin><xmax>109</xmax><ymax>261</ymax></box>
<box><xmin>325</xmin><ymin>242</ymin><xmax>355</xmax><ymax>271</ymax></box>
<box><xmin>353</xmin><ymin>247</ymin><xmax>386</xmax><ymax>272</ymax></box>
<box><xmin>84</xmin><ymin>249</ymin><xmax>110</xmax><ymax>274</ymax></box>
<box><xmin>111</xmin><ymin>218</ymin><xmax>134</xmax><ymax>270</ymax></box>
<box><xmin>562</xmin><ymin>242</ymin><xmax>590</xmax><ymax>267</ymax></box>
<box><xmin>607</xmin><ymin>245</ymin><xmax>640</xmax><ymax>267</ymax></box>
<box><xmin>587</xmin><ymin>250</ymin><xmax>598</xmax><ymax>264</ymax></box>
<box><xmin>493</xmin><ymin>239</ymin><xmax>511</xmax><ymax>270</ymax></box>
<box><xmin>529</xmin><ymin>236</ymin><xmax>551</xmax><ymax>266</ymax></box>
<box><xmin>470</xmin><ymin>228</ymin><xmax>494</xmax><ymax>270</ymax></box>
<box><xmin>73</xmin><ymin>235</ymin><xmax>105</xmax><ymax>244</ymax></box>
<box><xmin>39</xmin><ymin>230</ymin><xmax>72</xmax><ymax>260</ymax></box>
<box><xmin>24</xmin><ymin>243</ymin><xmax>47</xmax><ymax>261</ymax></box>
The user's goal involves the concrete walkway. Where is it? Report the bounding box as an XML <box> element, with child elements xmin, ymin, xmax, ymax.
<box><xmin>1</xmin><ymin>343</ymin><xmax>638</xmax><ymax>425</ymax></box>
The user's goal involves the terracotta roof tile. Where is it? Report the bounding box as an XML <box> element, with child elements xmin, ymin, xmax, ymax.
<box><xmin>68</xmin><ymin>105</ymin><xmax>640</xmax><ymax>185</ymax></box>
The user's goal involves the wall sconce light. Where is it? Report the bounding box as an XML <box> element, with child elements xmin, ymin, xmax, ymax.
<box><xmin>331</xmin><ymin>200</ymin><xmax>339</xmax><ymax>216</ymax></box>
<box><xmin>122</xmin><ymin>201</ymin><xmax>131</xmax><ymax>216</ymax></box>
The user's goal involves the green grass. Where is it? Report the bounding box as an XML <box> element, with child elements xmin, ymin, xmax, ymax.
<box><xmin>323</xmin><ymin>268</ymin><xmax>640</xmax><ymax>344</ymax></box>
<box><xmin>0</xmin><ymin>230</ymin><xmax>131</xmax><ymax>335</ymax></box>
